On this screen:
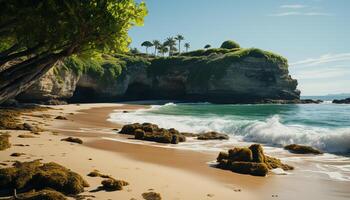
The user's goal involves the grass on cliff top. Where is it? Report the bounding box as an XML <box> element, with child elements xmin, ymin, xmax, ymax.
<box><xmin>61</xmin><ymin>53</ymin><xmax>150</xmax><ymax>83</ymax></box>
<box><xmin>60</xmin><ymin>47</ymin><xmax>287</xmax><ymax>85</ymax></box>
<box><xmin>148</xmin><ymin>48</ymin><xmax>288</xmax><ymax>85</ymax></box>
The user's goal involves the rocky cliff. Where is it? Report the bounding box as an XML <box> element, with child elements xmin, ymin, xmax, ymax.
<box><xmin>17</xmin><ymin>48</ymin><xmax>300</xmax><ymax>104</ymax></box>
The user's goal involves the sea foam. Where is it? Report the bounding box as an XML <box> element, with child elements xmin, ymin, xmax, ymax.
<box><xmin>108</xmin><ymin>104</ymin><xmax>350</xmax><ymax>154</ymax></box>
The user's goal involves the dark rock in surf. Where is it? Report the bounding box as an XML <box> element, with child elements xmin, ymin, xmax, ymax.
<box><xmin>197</xmin><ymin>131</ymin><xmax>229</xmax><ymax>140</ymax></box>
<box><xmin>284</xmin><ymin>144</ymin><xmax>323</xmax><ymax>155</ymax></box>
<box><xmin>333</xmin><ymin>98</ymin><xmax>350</xmax><ymax>104</ymax></box>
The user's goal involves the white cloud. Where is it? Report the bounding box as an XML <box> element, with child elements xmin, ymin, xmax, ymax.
<box><xmin>289</xmin><ymin>53</ymin><xmax>350</xmax><ymax>95</ymax></box>
<box><xmin>271</xmin><ymin>4</ymin><xmax>333</xmax><ymax>17</ymax></box>
<box><xmin>270</xmin><ymin>12</ymin><xmax>332</xmax><ymax>17</ymax></box>
<box><xmin>293</xmin><ymin>67</ymin><xmax>350</xmax><ymax>80</ymax></box>
<box><xmin>290</xmin><ymin>53</ymin><xmax>350</xmax><ymax>67</ymax></box>
<box><xmin>280</xmin><ymin>4</ymin><xmax>307</xmax><ymax>9</ymax></box>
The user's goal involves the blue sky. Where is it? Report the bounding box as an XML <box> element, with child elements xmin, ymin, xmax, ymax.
<box><xmin>129</xmin><ymin>0</ymin><xmax>350</xmax><ymax>96</ymax></box>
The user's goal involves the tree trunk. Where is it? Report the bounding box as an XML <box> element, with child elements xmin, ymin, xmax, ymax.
<box><xmin>0</xmin><ymin>53</ymin><xmax>62</xmax><ymax>104</ymax></box>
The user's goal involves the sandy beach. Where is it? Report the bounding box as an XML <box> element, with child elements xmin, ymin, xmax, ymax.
<box><xmin>0</xmin><ymin>103</ymin><xmax>349</xmax><ymax>200</ymax></box>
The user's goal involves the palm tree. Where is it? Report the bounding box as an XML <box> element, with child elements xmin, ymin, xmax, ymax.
<box><xmin>184</xmin><ymin>43</ymin><xmax>190</xmax><ymax>52</ymax></box>
<box><xmin>141</xmin><ymin>41</ymin><xmax>153</xmax><ymax>54</ymax></box>
<box><xmin>164</xmin><ymin>37</ymin><xmax>176</xmax><ymax>56</ymax></box>
<box><xmin>204</xmin><ymin>44</ymin><xmax>211</xmax><ymax>49</ymax></box>
<box><xmin>152</xmin><ymin>40</ymin><xmax>161</xmax><ymax>56</ymax></box>
<box><xmin>158</xmin><ymin>44</ymin><xmax>168</xmax><ymax>56</ymax></box>
<box><xmin>174</xmin><ymin>34</ymin><xmax>185</xmax><ymax>53</ymax></box>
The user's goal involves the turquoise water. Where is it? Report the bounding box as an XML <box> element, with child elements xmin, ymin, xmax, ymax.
<box><xmin>110</xmin><ymin>102</ymin><xmax>350</xmax><ymax>154</ymax></box>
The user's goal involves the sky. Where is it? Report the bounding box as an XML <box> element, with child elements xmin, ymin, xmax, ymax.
<box><xmin>129</xmin><ymin>0</ymin><xmax>350</xmax><ymax>96</ymax></box>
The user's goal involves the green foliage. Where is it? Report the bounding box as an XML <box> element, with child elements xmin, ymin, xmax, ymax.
<box><xmin>141</xmin><ymin>41</ymin><xmax>153</xmax><ymax>47</ymax></box>
<box><xmin>62</xmin><ymin>55</ymin><xmax>122</xmax><ymax>82</ymax></box>
<box><xmin>147</xmin><ymin>47</ymin><xmax>288</xmax><ymax>88</ymax></box>
<box><xmin>180</xmin><ymin>48</ymin><xmax>237</xmax><ymax>57</ymax></box>
<box><xmin>0</xmin><ymin>0</ymin><xmax>147</xmax><ymax>57</ymax></box>
<box><xmin>61</xmin><ymin>52</ymin><xmax>150</xmax><ymax>85</ymax></box>
<box><xmin>220</xmin><ymin>40</ymin><xmax>241</xmax><ymax>49</ymax></box>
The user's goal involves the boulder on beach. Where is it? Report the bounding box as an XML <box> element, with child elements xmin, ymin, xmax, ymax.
<box><xmin>55</xmin><ymin>116</ymin><xmax>68</xmax><ymax>120</ymax></box>
<box><xmin>142</xmin><ymin>191</ymin><xmax>162</xmax><ymax>200</ymax></box>
<box><xmin>284</xmin><ymin>144</ymin><xmax>323</xmax><ymax>155</ymax></box>
<box><xmin>0</xmin><ymin>160</ymin><xmax>89</xmax><ymax>195</ymax></box>
<box><xmin>61</xmin><ymin>137</ymin><xmax>83</xmax><ymax>144</ymax></box>
<box><xmin>197</xmin><ymin>131</ymin><xmax>229</xmax><ymax>140</ymax></box>
<box><xmin>0</xmin><ymin>133</ymin><xmax>11</xmax><ymax>151</ymax></box>
<box><xmin>216</xmin><ymin>144</ymin><xmax>293</xmax><ymax>176</ymax></box>
<box><xmin>12</xmin><ymin>189</ymin><xmax>67</xmax><ymax>200</ymax></box>
<box><xmin>119</xmin><ymin>123</ymin><xmax>143</xmax><ymax>135</ymax></box>
<box><xmin>119</xmin><ymin>123</ymin><xmax>186</xmax><ymax>144</ymax></box>
<box><xmin>101</xmin><ymin>178</ymin><xmax>129</xmax><ymax>191</ymax></box>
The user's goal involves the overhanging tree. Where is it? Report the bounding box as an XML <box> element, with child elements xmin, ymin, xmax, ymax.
<box><xmin>0</xmin><ymin>0</ymin><xmax>147</xmax><ymax>103</ymax></box>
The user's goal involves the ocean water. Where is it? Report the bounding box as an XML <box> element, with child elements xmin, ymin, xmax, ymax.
<box><xmin>108</xmin><ymin>102</ymin><xmax>350</xmax><ymax>181</ymax></box>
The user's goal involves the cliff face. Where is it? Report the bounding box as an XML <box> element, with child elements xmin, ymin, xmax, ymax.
<box><xmin>17</xmin><ymin>62</ymin><xmax>80</xmax><ymax>102</ymax></box>
<box><xmin>18</xmin><ymin>48</ymin><xmax>300</xmax><ymax>103</ymax></box>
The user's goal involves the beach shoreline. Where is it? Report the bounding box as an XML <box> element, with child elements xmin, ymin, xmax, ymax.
<box><xmin>0</xmin><ymin>103</ymin><xmax>349</xmax><ymax>200</ymax></box>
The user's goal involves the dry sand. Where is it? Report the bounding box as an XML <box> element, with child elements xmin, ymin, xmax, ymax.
<box><xmin>0</xmin><ymin>103</ymin><xmax>349</xmax><ymax>200</ymax></box>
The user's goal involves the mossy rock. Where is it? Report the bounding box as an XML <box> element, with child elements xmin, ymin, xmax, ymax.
<box><xmin>249</xmin><ymin>144</ymin><xmax>265</xmax><ymax>163</ymax></box>
<box><xmin>87</xmin><ymin>170</ymin><xmax>100</xmax><ymax>177</ymax></box>
<box><xmin>216</xmin><ymin>144</ymin><xmax>293</xmax><ymax>176</ymax></box>
<box><xmin>143</xmin><ymin>130</ymin><xmax>173</xmax><ymax>144</ymax></box>
<box><xmin>265</xmin><ymin>155</ymin><xmax>294</xmax><ymax>170</ymax></box>
<box><xmin>217</xmin><ymin>152</ymin><xmax>229</xmax><ymax>162</ymax></box>
<box><xmin>197</xmin><ymin>131</ymin><xmax>229</xmax><ymax>140</ymax></box>
<box><xmin>14</xmin><ymin>189</ymin><xmax>67</xmax><ymax>200</ymax></box>
<box><xmin>101</xmin><ymin>178</ymin><xmax>129</xmax><ymax>191</ymax></box>
<box><xmin>61</xmin><ymin>137</ymin><xmax>83</xmax><ymax>144</ymax></box>
<box><xmin>142</xmin><ymin>192</ymin><xmax>162</xmax><ymax>200</ymax></box>
<box><xmin>228</xmin><ymin>147</ymin><xmax>253</xmax><ymax>162</ymax></box>
<box><xmin>134</xmin><ymin>129</ymin><xmax>145</xmax><ymax>139</ymax></box>
<box><xmin>0</xmin><ymin>160</ymin><xmax>89</xmax><ymax>195</ymax></box>
<box><xmin>0</xmin><ymin>133</ymin><xmax>11</xmax><ymax>150</ymax></box>
<box><xmin>284</xmin><ymin>144</ymin><xmax>322</xmax><ymax>155</ymax></box>
<box><xmin>10</xmin><ymin>152</ymin><xmax>25</xmax><ymax>157</ymax></box>
<box><xmin>87</xmin><ymin>170</ymin><xmax>111</xmax><ymax>178</ymax></box>
<box><xmin>119</xmin><ymin>123</ymin><xmax>142</xmax><ymax>135</ymax></box>
<box><xmin>230</xmin><ymin>162</ymin><xmax>269</xmax><ymax>177</ymax></box>
<box><xmin>142</xmin><ymin>123</ymin><xmax>159</xmax><ymax>132</ymax></box>
<box><xmin>121</xmin><ymin>123</ymin><xmax>186</xmax><ymax>144</ymax></box>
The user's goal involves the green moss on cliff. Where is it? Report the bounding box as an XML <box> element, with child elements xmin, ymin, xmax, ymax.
<box><xmin>147</xmin><ymin>48</ymin><xmax>288</xmax><ymax>87</ymax></box>
<box><xmin>61</xmin><ymin>53</ymin><xmax>150</xmax><ymax>83</ymax></box>
<box><xmin>60</xmin><ymin>47</ymin><xmax>287</xmax><ymax>88</ymax></box>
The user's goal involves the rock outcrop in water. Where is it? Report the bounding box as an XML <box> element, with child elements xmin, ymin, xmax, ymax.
<box><xmin>17</xmin><ymin>47</ymin><xmax>301</xmax><ymax>104</ymax></box>
<box><xmin>216</xmin><ymin>144</ymin><xmax>294</xmax><ymax>176</ymax></box>
<box><xmin>284</xmin><ymin>144</ymin><xmax>323</xmax><ymax>154</ymax></box>
<box><xmin>333</xmin><ymin>98</ymin><xmax>350</xmax><ymax>104</ymax></box>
